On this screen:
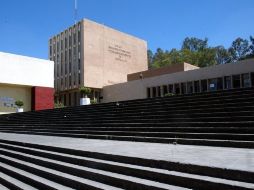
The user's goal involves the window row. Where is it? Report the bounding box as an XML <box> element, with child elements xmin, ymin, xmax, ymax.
<box><xmin>147</xmin><ymin>73</ymin><xmax>254</xmax><ymax>98</ymax></box>
<box><xmin>54</xmin><ymin>72</ymin><xmax>81</xmax><ymax>91</ymax></box>
<box><xmin>49</xmin><ymin>23</ymin><xmax>81</xmax><ymax>57</ymax></box>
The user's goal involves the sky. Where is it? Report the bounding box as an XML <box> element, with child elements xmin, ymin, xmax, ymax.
<box><xmin>0</xmin><ymin>0</ymin><xmax>253</xmax><ymax>59</ymax></box>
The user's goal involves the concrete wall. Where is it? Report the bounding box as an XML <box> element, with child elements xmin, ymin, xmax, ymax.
<box><xmin>83</xmin><ymin>19</ymin><xmax>148</xmax><ymax>88</ymax></box>
<box><xmin>127</xmin><ymin>63</ymin><xmax>199</xmax><ymax>81</ymax></box>
<box><xmin>0</xmin><ymin>52</ymin><xmax>54</xmax><ymax>88</ymax></box>
<box><xmin>0</xmin><ymin>84</ymin><xmax>31</xmax><ymax>114</ymax></box>
<box><xmin>102</xmin><ymin>59</ymin><xmax>254</xmax><ymax>103</ymax></box>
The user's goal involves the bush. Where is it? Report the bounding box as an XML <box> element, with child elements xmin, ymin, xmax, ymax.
<box><xmin>79</xmin><ymin>87</ymin><xmax>91</xmax><ymax>97</ymax></box>
<box><xmin>54</xmin><ymin>101</ymin><xmax>65</xmax><ymax>108</ymax></box>
<box><xmin>90</xmin><ymin>99</ymin><xmax>97</xmax><ymax>104</ymax></box>
<box><xmin>164</xmin><ymin>93</ymin><xmax>175</xmax><ymax>97</ymax></box>
<box><xmin>15</xmin><ymin>100</ymin><xmax>24</xmax><ymax>108</ymax></box>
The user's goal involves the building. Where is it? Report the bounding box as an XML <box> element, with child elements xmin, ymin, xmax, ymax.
<box><xmin>49</xmin><ymin>19</ymin><xmax>147</xmax><ymax>106</ymax></box>
<box><xmin>0</xmin><ymin>52</ymin><xmax>54</xmax><ymax>114</ymax></box>
<box><xmin>102</xmin><ymin>59</ymin><xmax>254</xmax><ymax>103</ymax></box>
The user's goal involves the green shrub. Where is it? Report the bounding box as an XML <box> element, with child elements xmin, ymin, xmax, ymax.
<box><xmin>15</xmin><ymin>100</ymin><xmax>24</xmax><ymax>108</ymax></box>
<box><xmin>54</xmin><ymin>101</ymin><xmax>65</xmax><ymax>108</ymax></box>
<box><xmin>164</xmin><ymin>93</ymin><xmax>175</xmax><ymax>97</ymax></box>
<box><xmin>79</xmin><ymin>87</ymin><xmax>92</xmax><ymax>97</ymax></box>
<box><xmin>90</xmin><ymin>99</ymin><xmax>97</xmax><ymax>104</ymax></box>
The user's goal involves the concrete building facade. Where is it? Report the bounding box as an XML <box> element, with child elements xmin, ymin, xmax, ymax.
<box><xmin>102</xmin><ymin>59</ymin><xmax>254</xmax><ymax>103</ymax></box>
<box><xmin>49</xmin><ymin>19</ymin><xmax>147</xmax><ymax>106</ymax></box>
<box><xmin>0</xmin><ymin>52</ymin><xmax>54</xmax><ymax>114</ymax></box>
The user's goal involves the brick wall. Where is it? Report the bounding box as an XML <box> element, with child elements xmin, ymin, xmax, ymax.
<box><xmin>32</xmin><ymin>87</ymin><xmax>54</xmax><ymax>111</ymax></box>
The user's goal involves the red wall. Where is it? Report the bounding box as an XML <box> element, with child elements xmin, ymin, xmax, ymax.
<box><xmin>31</xmin><ymin>87</ymin><xmax>54</xmax><ymax>111</ymax></box>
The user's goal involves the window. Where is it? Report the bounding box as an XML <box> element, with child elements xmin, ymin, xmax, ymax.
<box><xmin>69</xmin><ymin>93</ymin><xmax>72</xmax><ymax>106</ymax></box>
<box><xmin>241</xmin><ymin>73</ymin><xmax>250</xmax><ymax>88</ymax></box>
<box><xmin>152</xmin><ymin>87</ymin><xmax>156</xmax><ymax>98</ymax></box>
<box><xmin>224</xmin><ymin>76</ymin><xmax>231</xmax><ymax>89</ymax></box>
<box><xmin>78</xmin><ymin>30</ymin><xmax>81</xmax><ymax>42</ymax></box>
<box><xmin>69</xmin><ymin>75</ymin><xmax>72</xmax><ymax>87</ymax></box>
<box><xmin>157</xmin><ymin>86</ymin><xmax>161</xmax><ymax>97</ymax></box>
<box><xmin>174</xmin><ymin>84</ymin><xmax>180</xmax><ymax>95</ymax></box>
<box><xmin>147</xmin><ymin>88</ymin><xmax>151</xmax><ymax>98</ymax></box>
<box><xmin>74</xmin><ymin>92</ymin><xmax>77</xmax><ymax>106</ymax></box>
<box><xmin>50</xmin><ymin>46</ymin><xmax>52</xmax><ymax>57</ymax></box>
<box><xmin>201</xmin><ymin>80</ymin><xmax>207</xmax><ymax>92</ymax></box>
<box><xmin>69</xmin><ymin>33</ymin><xmax>72</xmax><ymax>46</ymax></box>
<box><xmin>208</xmin><ymin>78</ymin><xmax>217</xmax><ymax>91</ymax></box>
<box><xmin>78</xmin><ymin>72</ymin><xmax>81</xmax><ymax>85</ymax></box>
<box><xmin>74</xmin><ymin>73</ymin><xmax>76</xmax><ymax>86</ymax></box>
<box><xmin>168</xmin><ymin>84</ymin><xmax>173</xmax><ymax>93</ymax></box>
<box><xmin>163</xmin><ymin>85</ymin><xmax>168</xmax><ymax>96</ymax></box>
<box><xmin>217</xmin><ymin>78</ymin><xmax>223</xmax><ymax>90</ymax></box>
<box><xmin>181</xmin><ymin>83</ymin><xmax>186</xmax><ymax>94</ymax></box>
<box><xmin>232</xmin><ymin>75</ymin><xmax>240</xmax><ymax>88</ymax></box>
<box><xmin>64</xmin><ymin>94</ymin><xmax>66</xmax><ymax>106</ymax></box>
<box><xmin>78</xmin><ymin>59</ymin><xmax>81</xmax><ymax>70</ymax></box>
<box><xmin>251</xmin><ymin>73</ymin><xmax>254</xmax><ymax>87</ymax></box>
<box><xmin>194</xmin><ymin>81</ymin><xmax>200</xmax><ymax>93</ymax></box>
<box><xmin>187</xmin><ymin>82</ymin><xmax>193</xmax><ymax>94</ymax></box>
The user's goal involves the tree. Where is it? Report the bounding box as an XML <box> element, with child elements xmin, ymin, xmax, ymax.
<box><xmin>168</xmin><ymin>49</ymin><xmax>182</xmax><ymax>64</ymax></box>
<box><xmin>214</xmin><ymin>46</ymin><xmax>230</xmax><ymax>64</ymax></box>
<box><xmin>147</xmin><ymin>50</ymin><xmax>154</xmax><ymax>68</ymax></box>
<box><xmin>152</xmin><ymin>48</ymin><xmax>170</xmax><ymax>68</ymax></box>
<box><xmin>249</xmin><ymin>36</ymin><xmax>254</xmax><ymax>58</ymax></box>
<box><xmin>182</xmin><ymin>37</ymin><xmax>208</xmax><ymax>52</ymax></box>
<box><xmin>228</xmin><ymin>37</ymin><xmax>250</xmax><ymax>62</ymax></box>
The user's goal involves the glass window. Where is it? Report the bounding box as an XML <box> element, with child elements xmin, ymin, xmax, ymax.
<box><xmin>251</xmin><ymin>73</ymin><xmax>254</xmax><ymax>87</ymax></box>
<box><xmin>152</xmin><ymin>87</ymin><xmax>156</xmax><ymax>98</ymax></box>
<box><xmin>187</xmin><ymin>82</ymin><xmax>193</xmax><ymax>94</ymax></box>
<box><xmin>163</xmin><ymin>85</ymin><xmax>168</xmax><ymax>96</ymax></box>
<box><xmin>74</xmin><ymin>92</ymin><xmax>77</xmax><ymax>106</ymax></box>
<box><xmin>157</xmin><ymin>86</ymin><xmax>161</xmax><ymax>97</ymax></box>
<box><xmin>201</xmin><ymin>80</ymin><xmax>207</xmax><ymax>92</ymax></box>
<box><xmin>194</xmin><ymin>81</ymin><xmax>200</xmax><ymax>93</ymax></box>
<box><xmin>241</xmin><ymin>73</ymin><xmax>250</xmax><ymax>88</ymax></box>
<box><xmin>69</xmin><ymin>75</ymin><xmax>72</xmax><ymax>87</ymax></box>
<box><xmin>174</xmin><ymin>84</ymin><xmax>180</xmax><ymax>95</ymax></box>
<box><xmin>181</xmin><ymin>83</ymin><xmax>186</xmax><ymax>94</ymax></box>
<box><xmin>69</xmin><ymin>93</ymin><xmax>72</xmax><ymax>106</ymax></box>
<box><xmin>168</xmin><ymin>84</ymin><xmax>173</xmax><ymax>93</ymax></box>
<box><xmin>64</xmin><ymin>94</ymin><xmax>66</xmax><ymax>106</ymax></box>
<box><xmin>232</xmin><ymin>75</ymin><xmax>240</xmax><ymax>88</ymax></box>
<box><xmin>147</xmin><ymin>88</ymin><xmax>151</xmax><ymax>98</ymax></box>
<box><xmin>224</xmin><ymin>76</ymin><xmax>231</xmax><ymax>89</ymax></box>
<box><xmin>217</xmin><ymin>77</ymin><xmax>223</xmax><ymax>90</ymax></box>
<box><xmin>208</xmin><ymin>78</ymin><xmax>217</xmax><ymax>91</ymax></box>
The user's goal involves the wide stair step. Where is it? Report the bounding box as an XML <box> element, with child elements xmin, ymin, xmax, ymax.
<box><xmin>0</xmin><ymin>140</ymin><xmax>253</xmax><ymax>190</ymax></box>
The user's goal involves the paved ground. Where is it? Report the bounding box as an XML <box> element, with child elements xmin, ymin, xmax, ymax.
<box><xmin>0</xmin><ymin>132</ymin><xmax>253</xmax><ymax>172</ymax></box>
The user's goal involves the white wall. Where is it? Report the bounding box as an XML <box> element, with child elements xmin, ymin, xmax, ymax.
<box><xmin>0</xmin><ymin>52</ymin><xmax>54</xmax><ymax>88</ymax></box>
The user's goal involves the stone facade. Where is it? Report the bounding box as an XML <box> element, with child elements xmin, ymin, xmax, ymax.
<box><xmin>49</xmin><ymin>19</ymin><xmax>147</xmax><ymax>106</ymax></box>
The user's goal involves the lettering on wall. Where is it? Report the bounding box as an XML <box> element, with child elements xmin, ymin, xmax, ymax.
<box><xmin>108</xmin><ymin>45</ymin><xmax>132</xmax><ymax>63</ymax></box>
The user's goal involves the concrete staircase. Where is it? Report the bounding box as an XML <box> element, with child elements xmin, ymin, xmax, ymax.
<box><xmin>0</xmin><ymin>88</ymin><xmax>254</xmax><ymax>148</ymax></box>
<box><xmin>0</xmin><ymin>139</ymin><xmax>253</xmax><ymax>190</ymax></box>
<box><xmin>0</xmin><ymin>87</ymin><xmax>254</xmax><ymax>189</ymax></box>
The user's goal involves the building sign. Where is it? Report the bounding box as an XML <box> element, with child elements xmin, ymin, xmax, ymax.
<box><xmin>0</xmin><ymin>97</ymin><xmax>16</xmax><ymax>108</ymax></box>
<box><xmin>108</xmin><ymin>45</ymin><xmax>132</xmax><ymax>62</ymax></box>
